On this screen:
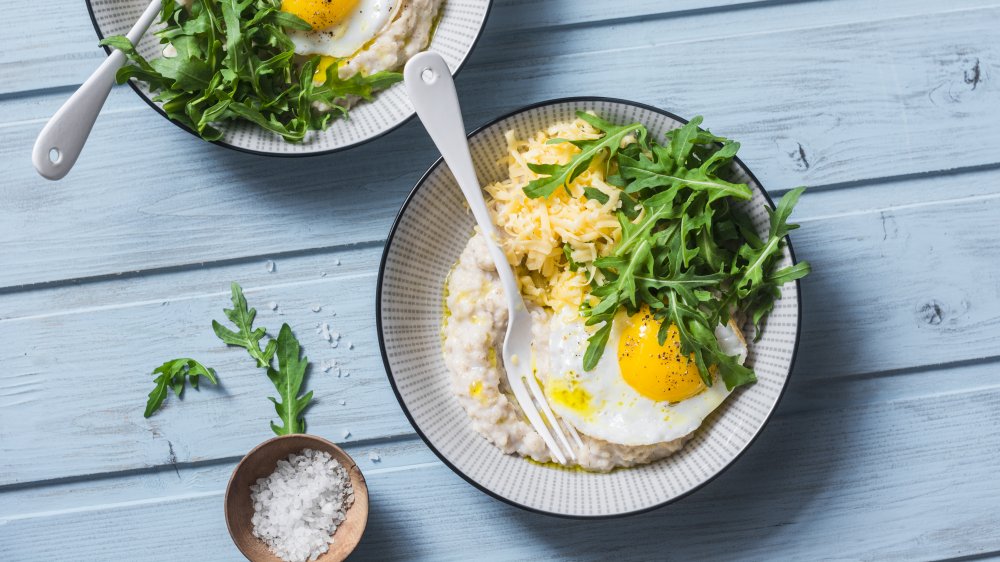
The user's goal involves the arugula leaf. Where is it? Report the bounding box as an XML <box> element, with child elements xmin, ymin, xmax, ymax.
<box><xmin>145</xmin><ymin>358</ymin><xmax>218</xmax><ymax>418</ymax></box>
<box><xmin>100</xmin><ymin>1</ymin><xmax>402</xmax><ymax>143</ymax></box>
<box><xmin>267</xmin><ymin>324</ymin><xmax>314</xmax><ymax>435</ymax></box>
<box><xmin>212</xmin><ymin>282</ymin><xmax>276</xmax><ymax>368</ymax></box>
<box><xmin>734</xmin><ymin>187</ymin><xmax>807</xmax><ymax>298</ymax></box>
<box><xmin>576</xmin><ymin>114</ymin><xmax>810</xmax><ymax>389</ymax></box>
<box><xmin>583</xmin><ymin>187</ymin><xmax>610</xmax><ymax>205</ymax></box>
<box><xmin>524</xmin><ymin>111</ymin><xmax>645</xmax><ymax>198</ymax></box>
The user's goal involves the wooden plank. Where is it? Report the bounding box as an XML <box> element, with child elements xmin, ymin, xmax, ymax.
<box><xmin>0</xmin><ymin>0</ymin><xmax>775</xmax><ymax>96</ymax></box>
<box><xmin>0</xmin><ymin>434</ymin><xmax>434</xmax><ymax>519</ymax></box>
<box><xmin>4</xmin><ymin>361</ymin><xmax>1000</xmax><ymax>561</ymax></box>
<box><xmin>4</xmin><ymin>180</ymin><xmax>1000</xmax><ymax>484</ymax></box>
<box><xmin>4</xmin><ymin>0</ymin><xmax>997</xmax><ymax>95</ymax></box>
<box><xmin>1</xmin><ymin>6</ymin><xmax>999</xmax><ymax>288</ymax></box>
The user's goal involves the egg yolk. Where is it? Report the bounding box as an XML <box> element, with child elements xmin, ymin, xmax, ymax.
<box><xmin>313</xmin><ymin>56</ymin><xmax>339</xmax><ymax>83</ymax></box>
<box><xmin>617</xmin><ymin>307</ymin><xmax>706</xmax><ymax>403</ymax></box>
<box><xmin>282</xmin><ymin>0</ymin><xmax>361</xmax><ymax>30</ymax></box>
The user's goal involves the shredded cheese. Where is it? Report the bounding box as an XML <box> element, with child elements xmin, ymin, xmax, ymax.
<box><xmin>484</xmin><ymin>116</ymin><xmax>628</xmax><ymax>310</ymax></box>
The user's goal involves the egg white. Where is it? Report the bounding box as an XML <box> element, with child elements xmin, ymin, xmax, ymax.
<box><xmin>289</xmin><ymin>0</ymin><xmax>401</xmax><ymax>59</ymax></box>
<box><xmin>541</xmin><ymin>310</ymin><xmax>747</xmax><ymax>447</ymax></box>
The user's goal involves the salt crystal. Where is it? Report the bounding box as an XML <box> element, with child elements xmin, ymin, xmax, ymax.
<box><xmin>311</xmin><ymin>305</ymin><xmax>322</xmax><ymax>313</ymax></box>
<box><xmin>320</xmin><ymin>272</ymin><xmax>327</xmax><ymax>277</ymax></box>
<box><xmin>268</xmin><ymin>302</ymin><xmax>278</xmax><ymax>311</ymax></box>
<box><xmin>339</xmin><ymin>400</ymin><xmax>346</xmax><ymax>406</ymax></box>
<box><xmin>348</xmin><ymin>342</ymin><xmax>354</xmax><ymax>350</ymax></box>
<box><xmin>331</xmin><ymin>332</ymin><xmax>341</xmax><ymax>341</ymax></box>
<box><xmin>265</xmin><ymin>260</ymin><xmax>275</xmax><ymax>273</ymax></box>
<box><xmin>335</xmin><ymin>259</ymin><xmax>341</xmax><ymax>266</ymax></box>
<box><xmin>368</xmin><ymin>451</ymin><xmax>380</xmax><ymax>463</ymax></box>
<box><xmin>342</xmin><ymin>430</ymin><xmax>351</xmax><ymax>439</ymax></box>
<box><xmin>249</xmin><ymin>449</ymin><xmax>353</xmax><ymax>562</ymax></box>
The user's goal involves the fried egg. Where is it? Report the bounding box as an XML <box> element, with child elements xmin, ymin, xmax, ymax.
<box><xmin>542</xmin><ymin>307</ymin><xmax>748</xmax><ymax>446</ymax></box>
<box><xmin>283</xmin><ymin>0</ymin><xmax>401</xmax><ymax>59</ymax></box>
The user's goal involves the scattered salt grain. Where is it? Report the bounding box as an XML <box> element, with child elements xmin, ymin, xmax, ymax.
<box><xmin>266</xmin><ymin>260</ymin><xmax>275</xmax><ymax>273</ymax></box>
<box><xmin>368</xmin><ymin>451</ymin><xmax>380</xmax><ymax>463</ymax></box>
<box><xmin>348</xmin><ymin>342</ymin><xmax>354</xmax><ymax>350</ymax></box>
<box><xmin>249</xmin><ymin>449</ymin><xmax>354</xmax><ymax>562</ymax></box>
<box><xmin>339</xmin><ymin>400</ymin><xmax>346</xmax><ymax>406</ymax></box>
<box><xmin>311</xmin><ymin>305</ymin><xmax>322</xmax><ymax>313</ymax></box>
<box><xmin>320</xmin><ymin>272</ymin><xmax>327</xmax><ymax>277</ymax></box>
<box><xmin>269</xmin><ymin>302</ymin><xmax>278</xmax><ymax>311</ymax></box>
<box><xmin>342</xmin><ymin>430</ymin><xmax>351</xmax><ymax>439</ymax></box>
<box><xmin>335</xmin><ymin>259</ymin><xmax>341</xmax><ymax>266</ymax></box>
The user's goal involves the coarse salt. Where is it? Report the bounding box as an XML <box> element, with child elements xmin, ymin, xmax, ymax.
<box><xmin>249</xmin><ymin>449</ymin><xmax>354</xmax><ymax>562</ymax></box>
<box><xmin>266</xmin><ymin>260</ymin><xmax>276</xmax><ymax>273</ymax></box>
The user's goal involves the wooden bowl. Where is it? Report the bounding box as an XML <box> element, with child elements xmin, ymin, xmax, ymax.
<box><xmin>225</xmin><ymin>434</ymin><xmax>369</xmax><ymax>562</ymax></box>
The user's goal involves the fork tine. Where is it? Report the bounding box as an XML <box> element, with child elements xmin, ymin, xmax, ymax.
<box><xmin>564</xmin><ymin>419</ymin><xmax>584</xmax><ymax>450</ymax></box>
<box><xmin>503</xmin><ymin>353</ymin><xmax>567</xmax><ymax>465</ymax></box>
<box><xmin>525</xmin><ymin>373</ymin><xmax>575</xmax><ymax>461</ymax></box>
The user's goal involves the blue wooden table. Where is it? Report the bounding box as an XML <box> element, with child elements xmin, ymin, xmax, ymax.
<box><xmin>3</xmin><ymin>1</ymin><xmax>1000</xmax><ymax>559</ymax></box>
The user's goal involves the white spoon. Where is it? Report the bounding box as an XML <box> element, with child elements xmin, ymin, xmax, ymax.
<box><xmin>404</xmin><ymin>51</ymin><xmax>577</xmax><ymax>464</ymax></box>
<box><xmin>32</xmin><ymin>0</ymin><xmax>162</xmax><ymax>180</ymax></box>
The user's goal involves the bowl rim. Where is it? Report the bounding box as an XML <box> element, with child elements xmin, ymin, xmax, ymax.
<box><xmin>84</xmin><ymin>0</ymin><xmax>495</xmax><ymax>158</ymax></box>
<box><xmin>375</xmin><ymin>96</ymin><xmax>803</xmax><ymax>519</ymax></box>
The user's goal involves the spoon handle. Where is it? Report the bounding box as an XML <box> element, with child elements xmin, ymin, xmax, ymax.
<box><xmin>404</xmin><ymin>52</ymin><xmax>524</xmax><ymax>307</ymax></box>
<box><xmin>32</xmin><ymin>0</ymin><xmax>162</xmax><ymax>180</ymax></box>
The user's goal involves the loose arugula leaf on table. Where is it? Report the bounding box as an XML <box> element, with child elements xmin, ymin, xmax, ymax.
<box><xmin>144</xmin><ymin>358</ymin><xmax>218</xmax><ymax>418</ymax></box>
<box><xmin>210</xmin><ymin>281</ymin><xmax>315</xmax><ymax>434</ymax></box>
<box><xmin>99</xmin><ymin>0</ymin><xmax>401</xmax><ymax>142</ymax></box>
<box><xmin>143</xmin><ymin>280</ymin><xmax>317</xmax><ymax>432</ymax></box>
<box><xmin>212</xmin><ymin>282</ymin><xmax>276</xmax><ymax>368</ymax></box>
<box><xmin>267</xmin><ymin>324</ymin><xmax>314</xmax><ymax>435</ymax></box>
<box><xmin>524</xmin><ymin>111</ymin><xmax>646</xmax><ymax>198</ymax></box>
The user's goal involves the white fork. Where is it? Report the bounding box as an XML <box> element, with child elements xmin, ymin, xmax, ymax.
<box><xmin>404</xmin><ymin>52</ymin><xmax>576</xmax><ymax>465</ymax></box>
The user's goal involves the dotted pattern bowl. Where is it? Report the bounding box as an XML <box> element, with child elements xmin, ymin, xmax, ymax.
<box><xmin>85</xmin><ymin>0</ymin><xmax>493</xmax><ymax>156</ymax></box>
<box><xmin>377</xmin><ymin>97</ymin><xmax>803</xmax><ymax>518</ymax></box>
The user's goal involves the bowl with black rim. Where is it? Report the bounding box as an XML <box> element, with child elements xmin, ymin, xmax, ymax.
<box><xmin>375</xmin><ymin>97</ymin><xmax>803</xmax><ymax>518</ymax></box>
<box><xmin>85</xmin><ymin>0</ymin><xmax>493</xmax><ymax>156</ymax></box>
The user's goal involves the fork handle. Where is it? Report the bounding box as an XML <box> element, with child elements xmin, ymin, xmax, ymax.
<box><xmin>404</xmin><ymin>52</ymin><xmax>525</xmax><ymax>311</ymax></box>
<box><xmin>32</xmin><ymin>0</ymin><xmax>161</xmax><ymax>180</ymax></box>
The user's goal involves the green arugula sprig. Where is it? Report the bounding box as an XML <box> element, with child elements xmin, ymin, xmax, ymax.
<box><xmin>524</xmin><ymin>112</ymin><xmax>646</xmax><ymax>198</ymax></box>
<box><xmin>544</xmin><ymin>114</ymin><xmax>811</xmax><ymax>390</ymax></box>
<box><xmin>212</xmin><ymin>282</ymin><xmax>276</xmax><ymax>368</ymax></box>
<box><xmin>100</xmin><ymin>0</ymin><xmax>402</xmax><ymax>142</ymax></box>
<box><xmin>144</xmin><ymin>358</ymin><xmax>218</xmax><ymax>418</ymax></box>
<box><xmin>213</xmin><ymin>283</ymin><xmax>314</xmax><ymax>434</ymax></box>
<box><xmin>266</xmin><ymin>324</ymin><xmax>313</xmax><ymax>435</ymax></box>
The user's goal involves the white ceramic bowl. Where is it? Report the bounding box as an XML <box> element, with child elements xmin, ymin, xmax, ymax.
<box><xmin>376</xmin><ymin>98</ymin><xmax>803</xmax><ymax>518</ymax></box>
<box><xmin>86</xmin><ymin>0</ymin><xmax>493</xmax><ymax>156</ymax></box>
